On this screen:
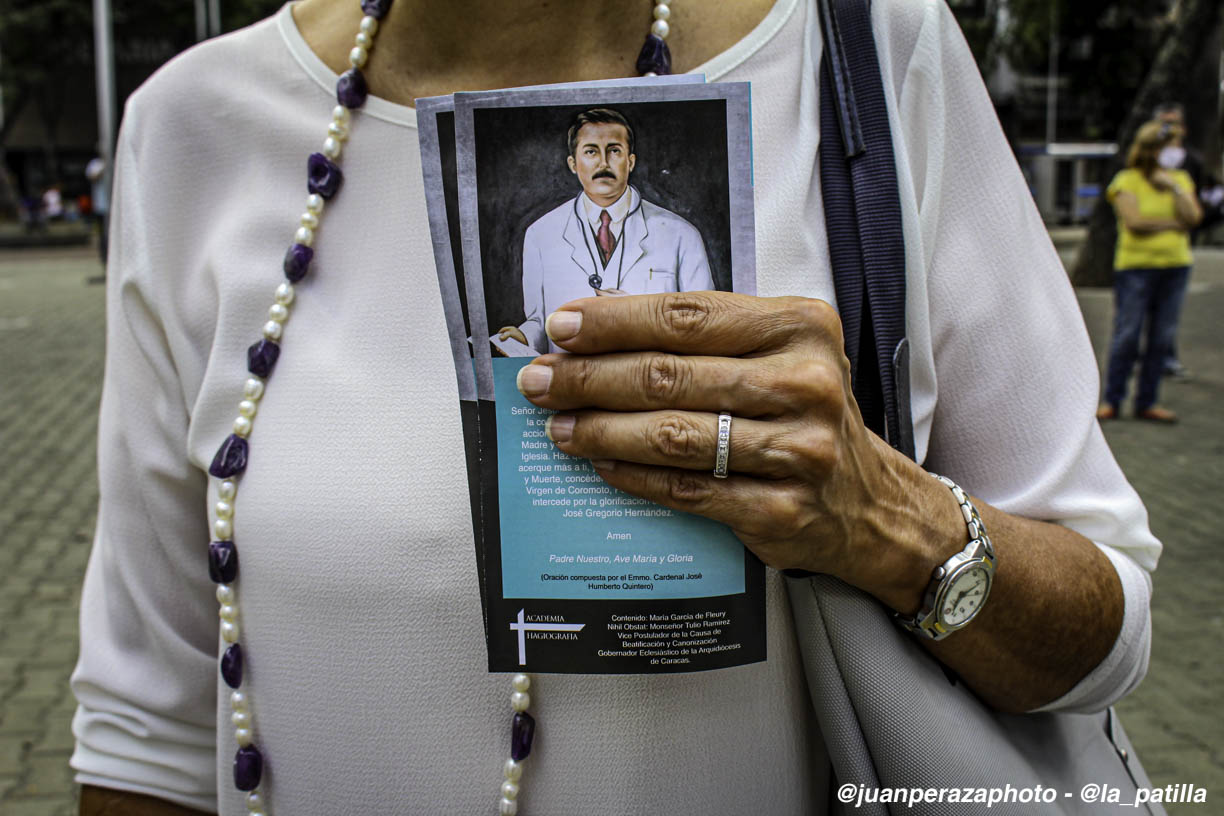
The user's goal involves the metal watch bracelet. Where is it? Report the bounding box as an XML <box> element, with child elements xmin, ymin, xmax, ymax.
<box><xmin>896</xmin><ymin>473</ymin><xmax>997</xmax><ymax>641</ymax></box>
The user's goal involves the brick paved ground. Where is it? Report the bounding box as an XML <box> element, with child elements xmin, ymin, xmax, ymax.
<box><xmin>0</xmin><ymin>247</ymin><xmax>102</xmax><ymax>815</ymax></box>
<box><xmin>0</xmin><ymin>244</ymin><xmax>1220</xmax><ymax>813</ymax></box>
<box><xmin>1076</xmin><ymin>248</ymin><xmax>1224</xmax><ymax>811</ymax></box>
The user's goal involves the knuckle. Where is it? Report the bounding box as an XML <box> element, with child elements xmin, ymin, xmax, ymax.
<box><xmin>764</xmin><ymin>489</ymin><xmax>811</xmax><ymax>541</ymax></box>
<box><xmin>792</xmin><ymin>297</ymin><xmax>843</xmax><ymax>339</ymax></box>
<box><xmin>647</xmin><ymin>413</ymin><xmax>706</xmax><ymax>461</ymax></box>
<box><xmin>786</xmin><ymin>426</ymin><xmax>840</xmax><ymax>474</ymax></box>
<box><xmin>805</xmin><ymin>361</ymin><xmax>847</xmax><ymax>407</ymax></box>
<box><xmin>579</xmin><ymin>412</ymin><xmax>612</xmax><ymax>451</ymax></box>
<box><xmin>662</xmin><ymin>469</ymin><xmax>714</xmax><ymax>506</ymax></box>
<box><xmin>565</xmin><ymin>355</ymin><xmax>598</xmax><ymax>398</ymax></box>
<box><xmin>657</xmin><ymin>292</ymin><xmax>718</xmax><ymax>338</ymax></box>
<box><xmin>640</xmin><ymin>353</ymin><xmax>691</xmax><ymax>405</ymax></box>
<box><xmin>778</xmin><ymin>359</ymin><xmax>846</xmax><ymax>416</ymax></box>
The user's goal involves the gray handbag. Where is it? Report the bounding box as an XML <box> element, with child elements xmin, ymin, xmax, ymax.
<box><xmin>792</xmin><ymin>1</ymin><xmax>1163</xmax><ymax>813</ymax></box>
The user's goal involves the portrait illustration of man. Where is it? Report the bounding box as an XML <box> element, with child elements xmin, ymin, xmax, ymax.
<box><xmin>497</xmin><ymin>107</ymin><xmax>714</xmax><ymax>354</ymax></box>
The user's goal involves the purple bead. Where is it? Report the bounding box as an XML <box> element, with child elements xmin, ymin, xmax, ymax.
<box><xmin>208</xmin><ymin>540</ymin><xmax>239</xmax><ymax>584</ymax></box>
<box><xmin>220</xmin><ymin>643</ymin><xmax>243</xmax><ymax>689</ymax></box>
<box><xmin>359</xmin><ymin>0</ymin><xmax>393</xmax><ymax>19</ymax></box>
<box><xmin>247</xmin><ymin>339</ymin><xmax>281</xmax><ymax>378</ymax></box>
<box><xmin>307</xmin><ymin>152</ymin><xmax>344</xmax><ymax>199</ymax></box>
<box><xmin>233</xmin><ymin>744</ymin><xmax>263</xmax><ymax>791</ymax></box>
<box><xmin>635</xmin><ymin>34</ymin><xmax>672</xmax><ymax>76</ymax></box>
<box><xmin>209</xmin><ymin>434</ymin><xmax>249</xmax><ymax>479</ymax></box>
<box><xmin>510</xmin><ymin>711</ymin><xmax>535</xmax><ymax>761</ymax></box>
<box><xmin>336</xmin><ymin>68</ymin><xmax>368</xmax><ymax>110</ymax></box>
<box><xmin>283</xmin><ymin>243</ymin><xmax>313</xmax><ymax>283</ymax></box>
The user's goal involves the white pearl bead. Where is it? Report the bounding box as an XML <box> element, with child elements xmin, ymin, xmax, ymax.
<box><xmin>215</xmin><ymin>500</ymin><xmax>234</xmax><ymax>519</ymax></box>
<box><xmin>360</xmin><ymin>15</ymin><xmax>378</xmax><ymax>35</ymax></box>
<box><xmin>214</xmin><ymin>518</ymin><xmax>233</xmax><ymax>540</ymax></box>
<box><xmin>501</xmin><ymin>780</ymin><xmax>519</xmax><ymax>800</ymax></box>
<box><xmin>243</xmin><ymin>378</ymin><xmax>265</xmax><ymax>401</ymax></box>
<box><xmin>218</xmin><ymin>480</ymin><xmax>237</xmax><ymax>500</ymax></box>
<box><xmin>306</xmin><ymin>193</ymin><xmax>325</xmax><ymax>214</ymax></box>
<box><xmin>220</xmin><ymin>620</ymin><xmax>239</xmax><ymax>643</ymax></box>
<box><xmin>232</xmin><ymin>709</ymin><xmax>251</xmax><ymax>728</ymax></box>
<box><xmin>511</xmin><ymin>674</ymin><xmax>530</xmax><ymax>693</ymax></box>
<box><xmin>246</xmin><ymin>791</ymin><xmax>264</xmax><ymax>811</ymax></box>
<box><xmin>231</xmin><ymin>690</ymin><xmax>249</xmax><ymax>710</ymax></box>
<box><xmin>263</xmin><ymin>320</ymin><xmax>283</xmax><ymax>341</ymax></box>
<box><xmin>238</xmin><ymin>399</ymin><xmax>258</xmax><ymax>418</ymax></box>
<box><xmin>328</xmin><ymin>120</ymin><xmax>350</xmax><ymax>141</ymax></box>
<box><xmin>235</xmin><ymin>727</ymin><xmax>253</xmax><ymax>747</ymax></box>
<box><xmin>275</xmin><ymin>282</ymin><xmax>295</xmax><ymax>307</ymax></box>
<box><xmin>644</xmin><ymin>71</ymin><xmax>658</xmax><ymax>77</ymax></box>
<box><xmin>216</xmin><ymin>584</ymin><xmax>235</xmax><ymax>605</ymax></box>
<box><xmin>503</xmin><ymin>758</ymin><xmax>523</xmax><ymax>781</ymax></box>
<box><xmin>322</xmin><ymin>136</ymin><xmax>342</xmax><ymax>159</ymax></box>
<box><xmin>332</xmin><ymin>105</ymin><xmax>351</xmax><ymax>125</ymax></box>
<box><xmin>233</xmin><ymin>416</ymin><xmax>252</xmax><ymax>438</ymax></box>
<box><xmin>349</xmin><ymin>46</ymin><xmax>368</xmax><ymax>68</ymax></box>
<box><xmin>268</xmin><ymin>303</ymin><xmax>289</xmax><ymax>324</ymax></box>
<box><xmin>355</xmin><ymin>31</ymin><xmax>372</xmax><ymax>49</ymax></box>
<box><xmin>510</xmin><ymin>691</ymin><xmax>530</xmax><ymax>712</ymax></box>
<box><xmin>299</xmin><ymin>211</ymin><xmax>319</xmax><ymax>230</ymax></box>
<box><xmin>654</xmin><ymin>3</ymin><xmax>671</xmax><ymax>21</ymax></box>
<box><xmin>219</xmin><ymin>604</ymin><xmax>238</xmax><ymax>622</ymax></box>
<box><xmin>294</xmin><ymin>225</ymin><xmax>314</xmax><ymax>246</ymax></box>
<box><xmin>651</xmin><ymin>19</ymin><xmax>670</xmax><ymax>38</ymax></box>
<box><xmin>499</xmin><ymin>797</ymin><xmax>518</xmax><ymax>816</ymax></box>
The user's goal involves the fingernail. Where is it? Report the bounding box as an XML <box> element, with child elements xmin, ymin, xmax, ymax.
<box><xmin>546</xmin><ymin>415</ymin><xmax>574</xmax><ymax>443</ymax></box>
<box><xmin>591</xmin><ymin>459</ymin><xmax>616</xmax><ymax>471</ymax></box>
<box><xmin>545</xmin><ymin>311</ymin><xmax>582</xmax><ymax>342</ymax></box>
<box><xmin>516</xmin><ymin>364</ymin><xmax>553</xmax><ymax>397</ymax></box>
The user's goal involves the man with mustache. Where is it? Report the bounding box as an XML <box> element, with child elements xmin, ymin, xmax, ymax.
<box><xmin>498</xmin><ymin>107</ymin><xmax>714</xmax><ymax>354</ymax></box>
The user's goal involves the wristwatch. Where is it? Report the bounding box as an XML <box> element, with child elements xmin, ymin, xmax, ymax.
<box><xmin>896</xmin><ymin>474</ymin><xmax>996</xmax><ymax>641</ymax></box>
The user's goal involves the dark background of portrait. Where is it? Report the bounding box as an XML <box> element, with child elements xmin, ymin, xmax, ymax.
<box><xmin>472</xmin><ymin>99</ymin><xmax>732</xmax><ymax>332</ymax></box>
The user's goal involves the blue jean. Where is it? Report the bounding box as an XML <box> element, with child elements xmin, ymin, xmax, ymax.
<box><xmin>1103</xmin><ymin>266</ymin><xmax>1190</xmax><ymax>411</ymax></box>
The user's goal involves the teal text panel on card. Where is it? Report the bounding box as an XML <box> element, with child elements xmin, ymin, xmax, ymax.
<box><xmin>494</xmin><ymin>358</ymin><xmax>746</xmax><ymax>600</ymax></box>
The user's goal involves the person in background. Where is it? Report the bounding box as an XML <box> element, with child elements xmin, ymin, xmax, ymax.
<box><xmin>85</xmin><ymin>158</ymin><xmax>110</xmax><ymax>267</ymax></box>
<box><xmin>1151</xmin><ymin>102</ymin><xmax>1223</xmax><ymax>378</ymax></box>
<box><xmin>42</xmin><ymin>183</ymin><xmax>65</xmax><ymax>221</ymax></box>
<box><xmin>1098</xmin><ymin>120</ymin><xmax>1202</xmax><ymax>423</ymax></box>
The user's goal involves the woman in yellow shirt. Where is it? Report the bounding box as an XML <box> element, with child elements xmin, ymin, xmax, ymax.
<box><xmin>1098</xmin><ymin>120</ymin><xmax>1202</xmax><ymax>422</ymax></box>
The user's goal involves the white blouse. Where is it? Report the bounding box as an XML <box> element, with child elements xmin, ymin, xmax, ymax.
<box><xmin>71</xmin><ymin>0</ymin><xmax>1159</xmax><ymax>813</ymax></box>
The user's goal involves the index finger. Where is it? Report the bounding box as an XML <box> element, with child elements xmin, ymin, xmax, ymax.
<box><xmin>543</xmin><ymin>292</ymin><xmax>839</xmax><ymax>357</ymax></box>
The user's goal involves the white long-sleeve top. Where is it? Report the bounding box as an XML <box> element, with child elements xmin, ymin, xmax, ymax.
<box><xmin>71</xmin><ymin>0</ymin><xmax>1160</xmax><ymax>813</ymax></box>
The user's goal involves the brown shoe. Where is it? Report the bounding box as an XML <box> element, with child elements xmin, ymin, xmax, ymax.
<box><xmin>1136</xmin><ymin>406</ymin><xmax>1178</xmax><ymax>424</ymax></box>
<box><xmin>1096</xmin><ymin>404</ymin><xmax>1119</xmax><ymax>420</ymax></box>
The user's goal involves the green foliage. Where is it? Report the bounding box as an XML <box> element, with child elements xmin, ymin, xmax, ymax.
<box><xmin>1002</xmin><ymin>0</ymin><xmax>1172</xmax><ymax>139</ymax></box>
<box><xmin>0</xmin><ymin>0</ymin><xmax>283</xmax><ymax>145</ymax></box>
<box><xmin>948</xmin><ymin>0</ymin><xmax>1001</xmax><ymax>71</ymax></box>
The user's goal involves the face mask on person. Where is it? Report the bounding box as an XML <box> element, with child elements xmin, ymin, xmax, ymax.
<box><xmin>1157</xmin><ymin>145</ymin><xmax>1186</xmax><ymax>169</ymax></box>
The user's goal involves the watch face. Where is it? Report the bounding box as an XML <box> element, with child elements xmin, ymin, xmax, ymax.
<box><xmin>939</xmin><ymin>565</ymin><xmax>991</xmax><ymax>627</ymax></box>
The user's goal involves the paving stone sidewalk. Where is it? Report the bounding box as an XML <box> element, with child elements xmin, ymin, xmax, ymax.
<box><xmin>0</xmin><ymin>244</ymin><xmax>1220</xmax><ymax>814</ymax></box>
<box><xmin>1076</xmin><ymin>248</ymin><xmax>1224</xmax><ymax>811</ymax></box>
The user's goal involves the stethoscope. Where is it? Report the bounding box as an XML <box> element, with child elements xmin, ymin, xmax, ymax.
<box><xmin>575</xmin><ymin>188</ymin><xmax>643</xmax><ymax>292</ymax></box>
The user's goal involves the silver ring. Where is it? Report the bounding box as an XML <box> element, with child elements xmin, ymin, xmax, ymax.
<box><xmin>713</xmin><ymin>412</ymin><xmax>732</xmax><ymax>479</ymax></box>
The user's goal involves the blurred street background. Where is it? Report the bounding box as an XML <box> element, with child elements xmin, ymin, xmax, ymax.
<box><xmin>1</xmin><ymin>0</ymin><xmax>1222</xmax><ymax>813</ymax></box>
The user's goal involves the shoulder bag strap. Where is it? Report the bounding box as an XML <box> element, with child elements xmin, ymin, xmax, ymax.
<box><xmin>818</xmin><ymin>0</ymin><xmax>913</xmax><ymax>459</ymax></box>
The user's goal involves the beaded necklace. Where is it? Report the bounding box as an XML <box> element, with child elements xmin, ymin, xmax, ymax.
<box><xmin>203</xmin><ymin>2</ymin><xmax>675</xmax><ymax>814</ymax></box>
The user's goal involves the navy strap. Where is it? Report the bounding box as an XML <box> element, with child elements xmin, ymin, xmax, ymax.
<box><xmin>818</xmin><ymin>0</ymin><xmax>913</xmax><ymax>459</ymax></box>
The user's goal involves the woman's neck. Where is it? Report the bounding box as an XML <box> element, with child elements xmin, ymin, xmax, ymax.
<box><xmin>291</xmin><ymin>0</ymin><xmax>776</xmax><ymax>107</ymax></box>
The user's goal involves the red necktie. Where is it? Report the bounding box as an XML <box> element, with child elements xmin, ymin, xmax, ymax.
<box><xmin>597</xmin><ymin>209</ymin><xmax>615</xmax><ymax>267</ymax></box>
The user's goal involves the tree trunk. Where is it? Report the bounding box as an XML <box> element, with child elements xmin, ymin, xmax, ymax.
<box><xmin>1070</xmin><ymin>0</ymin><xmax>1224</xmax><ymax>287</ymax></box>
